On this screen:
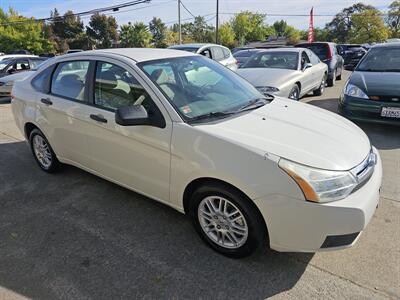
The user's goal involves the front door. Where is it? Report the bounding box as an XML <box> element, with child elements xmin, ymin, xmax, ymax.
<box><xmin>84</xmin><ymin>59</ymin><xmax>172</xmax><ymax>202</ymax></box>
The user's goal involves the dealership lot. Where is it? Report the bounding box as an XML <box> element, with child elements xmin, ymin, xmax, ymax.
<box><xmin>0</xmin><ymin>71</ymin><xmax>399</xmax><ymax>299</ymax></box>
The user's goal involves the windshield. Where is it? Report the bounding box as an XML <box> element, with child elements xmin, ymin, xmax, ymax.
<box><xmin>0</xmin><ymin>60</ymin><xmax>11</xmax><ymax>71</ymax></box>
<box><xmin>356</xmin><ymin>47</ymin><xmax>400</xmax><ymax>72</ymax></box>
<box><xmin>138</xmin><ymin>56</ymin><xmax>266</xmax><ymax>122</ymax></box>
<box><xmin>241</xmin><ymin>51</ymin><xmax>299</xmax><ymax>70</ymax></box>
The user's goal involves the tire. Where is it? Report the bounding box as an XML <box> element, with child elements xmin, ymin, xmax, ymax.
<box><xmin>327</xmin><ymin>70</ymin><xmax>336</xmax><ymax>87</ymax></box>
<box><xmin>29</xmin><ymin>128</ymin><xmax>60</xmax><ymax>173</ymax></box>
<box><xmin>189</xmin><ymin>183</ymin><xmax>267</xmax><ymax>258</ymax></box>
<box><xmin>288</xmin><ymin>85</ymin><xmax>300</xmax><ymax>101</ymax></box>
<box><xmin>336</xmin><ymin>69</ymin><xmax>342</xmax><ymax>80</ymax></box>
<box><xmin>313</xmin><ymin>75</ymin><xmax>326</xmax><ymax>96</ymax></box>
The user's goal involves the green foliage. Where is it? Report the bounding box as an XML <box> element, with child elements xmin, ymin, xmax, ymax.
<box><xmin>273</xmin><ymin>20</ymin><xmax>288</xmax><ymax>37</ymax></box>
<box><xmin>231</xmin><ymin>11</ymin><xmax>267</xmax><ymax>45</ymax></box>
<box><xmin>388</xmin><ymin>1</ymin><xmax>400</xmax><ymax>38</ymax></box>
<box><xmin>325</xmin><ymin>3</ymin><xmax>377</xmax><ymax>43</ymax></box>
<box><xmin>120</xmin><ymin>22</ymin><xmax>152</xmax><ymax>48</ymax></box>
<box><xmin>349</xmin><ymin>9</ymin><xmax>389</xmax><ymax>43</ymax></box>
<box><xmin>218</xmin><ymin>23</ymin><xmax>236</xmax><ymax>48</ymax></box>
<box><xmin>149</xmin><ymin>17</ymin><xmax>167</xmax><ymax>48</ymax></box>
<box><xmin>86</xmin><ymin>13</ymin><xmax>118</xmax><ymax>49</ymax></box>
<box><xmin>0</xmin><ymin>8</ymin><xmax>55</xmax><ymax>54</ymax></box>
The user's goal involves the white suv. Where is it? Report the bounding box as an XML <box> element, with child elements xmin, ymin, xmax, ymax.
<box><xmin>169</xmin><ymin>43</ymin><xmax>238</xmax><ymax>71</ymax></box>
<box><xmin>11</xmin><ymin>49</ymin><xmax>381</xmax><ymax>258</ymax></box>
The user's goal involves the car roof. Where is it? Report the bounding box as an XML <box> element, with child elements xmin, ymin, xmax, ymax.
<box><xmin>169</xmin><ymin>43</ymin><xmax>218</xmax><ymax>49</ymax></box>
<box><xmin>372</xmin><ymin>42</ymin><xmax>400</xmax><ymax>49</ymax></box>
<box><xmin>66</xmin><ymin>48</ymin><xmax>197</xmax><ymax>63</ymax></box>
<box><xmin>256</xmin><ymin>47</ymin><xmax>302</xmax><ymax>53</ymax></box>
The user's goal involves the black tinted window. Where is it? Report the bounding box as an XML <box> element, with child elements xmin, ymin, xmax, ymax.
<box><xmin>51</xmin><ymin>61</ymin><xmax>89</xmax><ymax>101</ymax></box>
<box><xmin>299</xmin><ymin>44</ymin><xmax>329</xmax><ymax>60</ymax></box>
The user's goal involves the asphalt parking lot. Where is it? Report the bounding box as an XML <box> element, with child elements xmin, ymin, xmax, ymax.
<box><xmin>0</xmin><ymin>71</ymin><xmax>399</xmax><ymax>299</ymax></box>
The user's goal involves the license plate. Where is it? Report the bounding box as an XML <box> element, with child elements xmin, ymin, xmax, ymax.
<box><xmin>381</xmin><ymin>107</ymin><xmax>400</xmax><ymax>118</ymax></box>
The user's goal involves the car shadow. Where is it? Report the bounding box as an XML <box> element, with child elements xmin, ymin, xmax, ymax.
<box><xmin>0</xmin><ymin>97</ymin><xmax>11</xmax><ymax>104</ymax></box>
<box><xmin>307</xmin><ymin>98</ymin><xmax>400</xmax><ymax>150</ymax></box>
<box><xmin>0</xmin><ymin>141</ymin><xmax>313</xmax><ymax>300</ymax></box>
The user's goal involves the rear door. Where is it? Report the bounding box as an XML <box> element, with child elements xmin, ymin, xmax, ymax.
<box><xmin>82</xmin><ymin>59</ymin><xmax>172</xmax><ymax>202</ymax></box>
<box><xmin>306</xmin><ymin>49</ymin><xmax>325</xmax><ymax>88</ymax></box>
<box><xmin>35</xmin><ymin>59</ymin><xmax>94</xmax><ymax>166</ymax></box>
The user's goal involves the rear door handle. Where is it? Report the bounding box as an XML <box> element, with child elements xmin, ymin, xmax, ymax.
<box><xmin>40</xmin><ymin>98</ymin><xmax>53</xmax><ymax>105</ymax></box>
<box><xmin>90</xmin><ymin>114</ymin><xmax>107</xmax><ymax>123</ymax></box>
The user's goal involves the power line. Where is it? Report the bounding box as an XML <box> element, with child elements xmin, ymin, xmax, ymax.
<box><xmin>180</xmin><ymin>0</ymin><xmax>196</xmax><ymax>18</ymax></box>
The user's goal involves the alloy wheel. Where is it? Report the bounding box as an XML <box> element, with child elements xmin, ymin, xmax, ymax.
<box><xmin>198</xmin><ymin>196</ymin><xmax>249</xmax><ymax>249</ymax></box>
<box><xmin>32</xmin><ymin>135</ymin><xmax>52</xmax><ymax>169</ymax></box>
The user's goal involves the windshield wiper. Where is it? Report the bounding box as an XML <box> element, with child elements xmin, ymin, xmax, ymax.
<box><xmin>236</xmin><ymin>97</ymin><xmax>270</xmax><ymax>112</ymax></box>
<box><xmin>188</xmin><ymin>111</ymin><xmax>235</xmax><ymax>122</ymax></box>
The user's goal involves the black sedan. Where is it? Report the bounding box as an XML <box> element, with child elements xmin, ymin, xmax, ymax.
<box><xmin>338</xmin><ymin>44</ymin><xmax>368</xmax><ymax>70</ymax></box>
<box><xmin>339</xmin><ymin>43</ymin><xmax>400</xmax><ymax>126</ymax></box>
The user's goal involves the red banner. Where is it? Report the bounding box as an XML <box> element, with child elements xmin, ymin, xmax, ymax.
<box><xmin>308</xmin><ymin>7</ymin><xmax>314</xmax><ymax>43</ymax></box>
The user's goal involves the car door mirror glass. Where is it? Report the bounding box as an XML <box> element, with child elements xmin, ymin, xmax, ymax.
<box><xmin>115</xmin><ymin>105</ymin><xmax>149</xmax><ymax>126</ymax></box>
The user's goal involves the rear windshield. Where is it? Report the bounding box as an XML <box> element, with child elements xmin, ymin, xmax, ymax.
<box><xmin>299</xmin><ymin>44</ymin><xmax>329</xmax><ymax>60</ymax></box>
<box><xmin>356</xmin><ymin>47</ymin><xmax>400</xmax><ymax>72</ymax></box>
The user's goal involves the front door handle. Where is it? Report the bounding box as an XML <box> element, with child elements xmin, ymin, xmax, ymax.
<box><xmin>90</xmin><ymin>114</ymin><xmax>107</xmax><ymax>123</ymax></box>
<box><xmin>41</xmin><ymin>98</ymin><xmax>53</xmax><ymax>105</ymax></box>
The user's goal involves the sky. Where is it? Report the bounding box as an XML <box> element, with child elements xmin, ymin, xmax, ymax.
<box><xmin>0</xmin><ymin>0</ymin><xmax>394</xmax><ymax>29</ymax></box>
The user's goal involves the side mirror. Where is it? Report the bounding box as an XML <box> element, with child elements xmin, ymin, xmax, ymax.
<box><xmin>302</xmin><ymin>63</ymin><xmax>313</xmax><ymax>71</ymax></box>
<box><xmin>115</xmin><ymin>105</ymin><xmax>149</xmax><ymax>126</ymax></box>
<box><xmin>345</xmin><ymin>65</ymin><xmax>355</xmax><ymax>71</ymax></box>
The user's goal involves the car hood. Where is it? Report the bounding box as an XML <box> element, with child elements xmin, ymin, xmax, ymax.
<box><xmin>350</xmin><ymin>71</ymin><xmax>400</xmax><ymax>96</ymax></box>
<box><xmin>196</xmin><ymin>98</ymin><xmax>371</xmax><ymax>171</ymax></box>
<box><xmin>237</xmin><ymin>68</ymin><xmax>299</xmax><ymax>88</ymax></box>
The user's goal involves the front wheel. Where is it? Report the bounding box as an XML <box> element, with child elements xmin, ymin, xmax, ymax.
<box><xmin>189</xmin><ymin>183</ymin><xmax>267</xmax><ymax>258</ymax></box>
<box><xmin>288</xmin><ymin>85</ymin><xmax>300</xmax><ymax>101</ymax></box>
<box><xmin>29</xmin><ymin>128</ymin><xmax>60</xmax><ymax>173</ymax></box>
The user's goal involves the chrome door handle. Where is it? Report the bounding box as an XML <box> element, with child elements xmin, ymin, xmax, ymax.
<box><xmin>40</xmin><ymin>98</ymin><xmax>53</xmax><ymax>105</ymax></box>
<box><xmin>90</xmin><ymin>114</ymin><xmax>107</xmax><ymax>123</ymax></box>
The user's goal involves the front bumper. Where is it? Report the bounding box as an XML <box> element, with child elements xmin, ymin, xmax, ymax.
<box><xmin>339</xmin><ymin>94</ymin><xmax>400</xmax><ymax>126</ymax></box>
<box><xmin>254</xmin><ymin>148</ymin><xmax>382</xmax><ymax>252</ymax></box>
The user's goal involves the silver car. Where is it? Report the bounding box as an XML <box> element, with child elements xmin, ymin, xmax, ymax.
<box><xmin>168</xmin><ymin>43</ymin><xmax>238</xmax><ymax>71</ymax></box>
<box><xmin>237</xmin><ymin>48</ymin><xmax>328</xmax><ymax>100</ymax></box>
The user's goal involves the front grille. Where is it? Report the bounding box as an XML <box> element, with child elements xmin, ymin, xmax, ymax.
<box><xmin>350</xmin><ymin>150</ymin><xmax>377</xmax><ymax>193</ymax></box>
<box><xmin>370</xmin><ymin>95</ymin><xmax>400</xmax><ymax>103</ymax></box>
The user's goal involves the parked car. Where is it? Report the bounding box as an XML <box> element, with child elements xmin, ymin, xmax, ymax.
<box><xmin>338</xmin><ymin>44</ymin><xmax>368</xmax><ymax>70</ymax></box>
<box><xmin>231</xmin><ymin>46</ymin><xmax>253</xmax><ymax>54</ymax></box>
<box><xmin>8</xmin><ymin>49</ymin><xmax>31</xmax><ymax>55</ymax></box>
<box><xmin>168</xmin><ymin>43</ymin><xmax>237</xmax><ymax>71</ymax></box>
<box><xmin>67</xmin><ymin>49</ymin><xmax>84</xmax><ymax>54</ymax></box>
<box><xmin>0</xmin><ymin>57</ymin><xmax>47</xmax><ymax>78</ymax></box>
<box><xmin>237</xmin><ymin>48</ymin><xmax>328</xmax><ymax>100</ymax></box>
<box><xmin>0</xmin><ymin>70</ymin><xmax>35</xmax><ymax>98</ymax></box>
<box><xmin>339</xmin><ymin>43</ymin><xmax>400</xmax><ymax>126</ymax></box>
<box><xmin>295</xmin><ymin>42</ymin><xmax>344</xmax><ymax>86</ymax></box>
<box><xmin>12</xmin><ymin>48</ymin><xmax>381</xmax><ymax>258</ymax></box>
<box><xmin>233</xmin><ymin>49</ymin><xmax>263</xmax><ymax>68</ymax></box>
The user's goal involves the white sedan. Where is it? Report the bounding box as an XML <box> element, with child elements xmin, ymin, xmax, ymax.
<box><xmin>11</xmin><ymin>49</ymin><xmax>381</xmax><ymax>258</ymax></box>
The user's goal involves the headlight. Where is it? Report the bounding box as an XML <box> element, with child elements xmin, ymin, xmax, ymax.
<box><xmin>279</xmin><ymin>158</ymin><xmax>358</xmax><ymax>203</ymax></box>
<box><xmin>344</xmin><ymin>83</ymin><xmax>369</xmax><ymax>99</ymax></box>
<box><xmin>256</xmin><ymin>86</ymin><xmax>280</xmax><ymax>94</ymax></box>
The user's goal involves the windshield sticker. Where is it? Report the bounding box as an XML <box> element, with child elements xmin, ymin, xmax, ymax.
<box><xmin>180</xmin><ymin>105</ymin><xmax>192</xmax><ymax>114</ymax></box>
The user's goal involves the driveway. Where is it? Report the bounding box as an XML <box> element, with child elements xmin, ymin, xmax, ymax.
<box><xmin>0</xmin><ymin>72</ymin><xmax>399</xmax><ymax>299</ymax></box>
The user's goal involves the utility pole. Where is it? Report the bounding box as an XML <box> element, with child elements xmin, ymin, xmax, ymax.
<box><xmin>178</xmin><ymin>0</ymin><xmax>182</xmax><ymax>44</ymax></box>
<box><xmin>215</xmin><ymin>0</ymin><xmax>219</xmax><ymax>44</ymax></box>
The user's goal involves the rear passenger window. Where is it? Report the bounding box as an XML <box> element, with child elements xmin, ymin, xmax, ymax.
<box><xmin>222</xmin><ymin>48</ymin><xmax>230</xmax><ymax>59</ymax></box>
<box><xmin>51</xmin><ymin>61</ymin><xmax>89</xmax><ymax>101</ymax></box>
<box><xmin>212</xmin><ymin>47</ymin><xmax>225</xmax><ymax>61</ymax></box>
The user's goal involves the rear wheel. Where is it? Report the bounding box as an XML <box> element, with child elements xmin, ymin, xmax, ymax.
<box><xmin>313</xmin><ymin>75</ymin><xmax>326</xmax><ymax>96</ymax></box>
<box><xmin>189</xmin><ymin>183</ymin><xmax>267</xmax><ymax>258</ymax></box>
<box><xmin>327</xmin><ymin>70</ymin><xmax>336</xmax><ymax>87</ymax></box>
<box><xmin>29</xmin><ymin>129</ymin><xmax>60</xmax><ymax>173</ymax></box>
<box><xmin>336</xmin><ymin>69</ymin><xmax>342</xmax><ymax>80</ymax></box>
<box><xmin>288</xmin><ymin>85</ymin><xmax>300</xmax><ymax>101</ymax></box>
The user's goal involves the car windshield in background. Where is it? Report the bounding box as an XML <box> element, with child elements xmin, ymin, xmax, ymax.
<box><xmin>241</xmin><ymin>52</ymin><xmax>298</xmax><ymax>70</ymax></box>
<box><xmin>0</xmin><ymin>60</ymin><xmax>11</xmax><ymax>71</ymax></box>
<box><xmin>138</xmin><ymin>56</ymin><xmax>266</xmax><ymax>121</ymax></box>
<box><xmin>302</xmin><ymin>44</ymin><xmax>329</xmax><ymax>61</ymax></box>
<box><xmin>171</xmin><ymin>47</ymin><xmax>199</xmax><ymax>53</ymax></box>
<box><xmin>357</xmin><ymin>47</ymin><xmax>400</xmax><ymax>72</ymax></box>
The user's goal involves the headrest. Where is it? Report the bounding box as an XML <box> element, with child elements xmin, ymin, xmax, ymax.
<box><xmin>97</xmin><ymin>71</ymin><xmax>118</xmax><ymax>90</ymax></box>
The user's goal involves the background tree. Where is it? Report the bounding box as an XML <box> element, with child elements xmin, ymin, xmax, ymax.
<box><xmin>86</xmin><ymin>13</ymin><xmax>118</xmax><ymax>49</ymax></box>
<box><xmin>218</xmin><ymin>23</ymin><xmax>236</xmax><ymax>48</ymax></box>
<box><xmin>325</xmin><ymin>3</ymin><xmax>377</xmax><ymax>42</ymax></box>
<box><xmin>149</xmin><ymin>17</ymin><xmax>167</xmax><ymax>48</ymax></box>
<box><xmin>273</xmin><ymin>20</ymin><xmax>288</xmax><ymax>37</ymax></box>
<box><xmin>231</xmin><ymin>11</ymin><xmax>267</xmax><ymax>45</ymax></box>
<box><xmin>120</xmin><ymin>22</ymin><xmax>152</xmax><ymax>48</ymax></box>
<box><xmin>387</xmin><ymin>1</ymin><xmax>400</xmax><ymax>38</ymax></box>
<box><xmin>349</xmin><ymin>9</ymin><xmax>389</xmax><ymax>43</ymax></box>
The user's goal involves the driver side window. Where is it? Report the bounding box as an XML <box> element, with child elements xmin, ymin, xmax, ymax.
<box><xmin>94</xmin><ymin>62</ymin><xmax>153</xmax><ymax>111</ymax></box>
